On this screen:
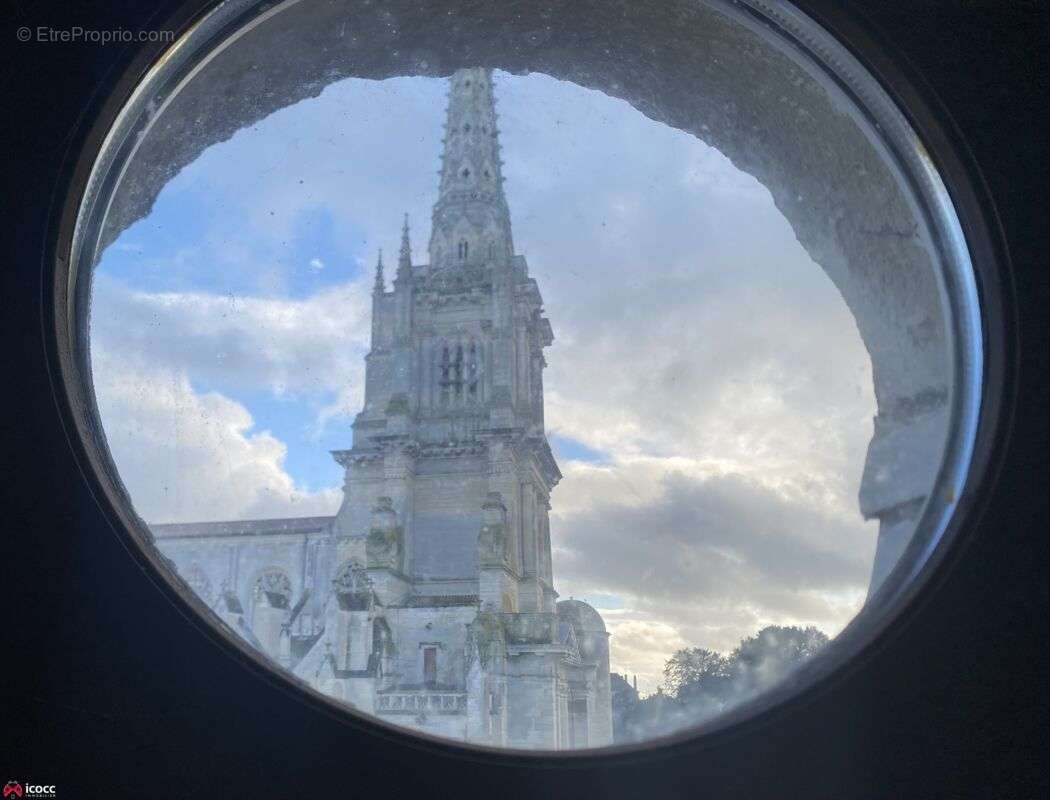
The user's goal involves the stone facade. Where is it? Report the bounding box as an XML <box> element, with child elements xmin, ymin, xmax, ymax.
<box><xmin>152</xmin><ymin>68</ymin><xmax>612</xmax><ymax>750</ymax></box>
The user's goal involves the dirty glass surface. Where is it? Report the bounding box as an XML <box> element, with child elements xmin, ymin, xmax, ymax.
<box><xmin>74</xmin><ymin>0</ymin><xmax>981</xmax><ymax>751</ymax></box>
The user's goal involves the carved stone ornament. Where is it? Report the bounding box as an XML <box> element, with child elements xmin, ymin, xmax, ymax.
<box><xmin>256</xmin><ymin>571</ymin><xmax>293</xmax><ymax>609</ymax></box>
<box><xmin>367</xmin><ymin>497</ymin><xmax>404</xmax><ymax>571</ymax></box>
<box><xmin>332</xmin><ymin>561</ymin><xmax>374</xmax><ymax>610</ymax></box>
<box><xmin>478</xmin><ymin>492</ymin><xmax>509</xmax><ymax>567</ymax></box>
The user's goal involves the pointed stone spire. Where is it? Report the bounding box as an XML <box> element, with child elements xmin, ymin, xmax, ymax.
<box><xmin>429</xmin><ymin>67</ymin><xmax>514</xmax><ymax>269</ymax></box>
<box><xmin>373</xmin><ymin>249</ymin><xmax>385</xmax><ymax>295</ymax></box>
<box><xmin>397</xmin><ymin>213</ymin><xmax>412</xmax><ymax>280</ymax></box>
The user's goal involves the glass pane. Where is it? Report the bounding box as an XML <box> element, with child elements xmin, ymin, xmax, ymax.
<box><xmin>73</xmin><ymin>0</ymin><xmax>982</xmax><ymax>751</ymax></box>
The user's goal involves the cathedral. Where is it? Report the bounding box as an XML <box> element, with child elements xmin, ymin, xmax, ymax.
<box><xmin>151</xmin><ymin>68</ymin><xmax>613</xmax><ymax>750</ymax></box>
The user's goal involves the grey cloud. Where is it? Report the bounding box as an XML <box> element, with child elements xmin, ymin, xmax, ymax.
<box><xmin>552</xmin><ymin>470</ymin><xmax>872</xmax><ymax>640</ymax></box>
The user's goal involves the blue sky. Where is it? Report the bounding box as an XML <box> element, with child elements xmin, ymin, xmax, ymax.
<box><xmin>90</xmin><ymin>70</ymin><xmax>877</xmax><ymax>692</ymax></box>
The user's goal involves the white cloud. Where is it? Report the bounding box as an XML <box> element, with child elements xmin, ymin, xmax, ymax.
<box><xmin>88</xmin><ymin>271</ymin><xmax>374</xmax><ymax>523</ymax></box>
<box><xmin>91</xmin><ymin>346</ymin><xmax>341</xmax><ymax>524</ymax></box>
<box><xmin>603</xmin><ymin>616</ymin><xmax>689</xmax><ymax>695</ymax></box>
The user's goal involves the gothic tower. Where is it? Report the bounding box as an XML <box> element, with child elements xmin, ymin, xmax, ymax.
<box><xmin>333</xmin><ymin>66</ymin><xmax>560</xmax><ymax>612</ymax></box>
<box><xmin>319</xmin><ymin>67</ymin><xmax>609</xmax><ymax>748</ymax></box>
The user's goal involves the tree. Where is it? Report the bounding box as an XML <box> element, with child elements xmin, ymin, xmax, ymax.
<box><xmin>620</xmin><ymin>687</ymin><xmax>696</xmax><ymax>744</ymax></box>
<box><xmin>620</xmin><ymin>625</ymin><xmax>832</xmax><ymax>743</ymax></box>
<box><xmin>729</xmin><ymin>625</ymin><xmax>829</xmax><ymax>699</ymax></box>
<box><xmin>663</xmin><ymin>647</ymin><xmax>730</xmax><ymax>698</ymax></box>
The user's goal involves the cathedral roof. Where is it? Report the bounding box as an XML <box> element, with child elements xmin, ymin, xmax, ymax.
<box><xmin>151</xmin><ymin>515</ymin><xmax>333</xmax><ymax>539</ymax></box>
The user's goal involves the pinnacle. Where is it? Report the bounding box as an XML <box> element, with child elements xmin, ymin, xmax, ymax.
<box><xmin>373</xmin><ymin>248</ymin><xmax>385</xmax><ymax>295</ymax></box>
<box><xmin>428</xmin><ymin>67</ymin><xmax>515</xmax><ymax>264</ymax></box>
<box><xmin>398</xmin><ymin>214</ymin><xmax>412</xmax><ymax>273</ymax></box>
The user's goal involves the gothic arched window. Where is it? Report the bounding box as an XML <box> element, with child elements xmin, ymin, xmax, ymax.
<box><xmin>467</xmin><ymin>342</ymin><xmax>479</xmax><ymax>400</ymax></box>
<box><xmin>439</xmin><ymin>344</ymin><xmax>452</xmax><ymax>405</ymax></box>
<box><xmin>437</xmin><ymin>338</ymin><xmax>479</xmax><ymax>405</ymax></box>
<box><xmin>458</xmin><ymin>240</ymin><xmax>469</xmax><ymax>260</ymax></box>
<box><xmin>453</xmin><ymin>343</ymin><xmax>464</xmax><ymax>398</ymax></box>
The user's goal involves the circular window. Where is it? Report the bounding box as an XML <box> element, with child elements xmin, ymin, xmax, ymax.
<box><xmin>57</xmin><ymin>0</ymin><xmax>992</xmax><ymax>754</ymax></box>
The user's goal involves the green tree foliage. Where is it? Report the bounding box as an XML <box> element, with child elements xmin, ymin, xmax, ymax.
<box><xmin>662</xmin><ymin>647</ymin><xmax>729</xmax><ymax>696</ymax></box>
<box><xmin>729</xmin><ymin>625</ymin><xmax>829</xmax><ymax>698</ymax></box>
<box><xmin>612</xmin><ymin>625</ymin><xmax>830</xmax><ymax>744</ymax></box>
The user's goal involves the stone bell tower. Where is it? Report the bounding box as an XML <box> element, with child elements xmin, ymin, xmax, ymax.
<box><xmin>316</xmin><ymin>67</ymin><xmax>610</xmax><ymax>748</ymax></box>
<box><xmin>331</xmin><ymin>65</ymin><xmax>560</xmax><ymax>613</ymax></box>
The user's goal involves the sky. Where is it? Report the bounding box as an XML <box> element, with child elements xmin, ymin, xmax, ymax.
<box><xmin>89</xmin><ymin>70</ymin><xmax>877</xmax><ymax>695</ymax></box>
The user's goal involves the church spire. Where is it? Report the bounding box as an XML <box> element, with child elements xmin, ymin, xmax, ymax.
<box><xmin>429</xmin><ymin>68</ymin><xmax>514</xmax><ymax>269</ymax></box>
<box><xmin>373</xmin><ymin>249</ymin><xmax>385</xmax><ymax>295</ymax></box>
<box><xmin>397</xmin><ymin>213</ymin><xmax>412</xmax><ymax>279</ymax></box>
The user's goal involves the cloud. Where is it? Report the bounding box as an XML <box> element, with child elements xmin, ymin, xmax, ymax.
<box><xmin>91</xmin><ymin>346</ymin><xmax>341</xmax><ymax>524</ymax></box>
<box><xmin>88</xmin><ymin>271</ymin><xmax>373</xmax><ymax>523</ymax></box>
<box><xmin>552</xmin><ymin>465</ymin><xmax>874</xmax><ymax>692</ymax></box>
<box><xmin>554</xmin><ymin>470</ymin><xmax>872</xmax><ymax>603</ymax></box>
<box><xmin>601</xmin><ymin>617</ymin><xmax>690</xmax><ymax>692</ymax></box>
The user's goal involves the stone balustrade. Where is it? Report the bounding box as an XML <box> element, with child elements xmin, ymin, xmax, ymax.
<box><xmin>376</xmin><ymin>691</ymin><xmax>468</xmax><ymax>715</ymax></box>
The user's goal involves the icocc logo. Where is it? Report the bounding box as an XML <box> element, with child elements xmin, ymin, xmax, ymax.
<box><xmin>4</xmin><ymin>781</ymin><xmax>56</xmax><ymax>798</ymax></box>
